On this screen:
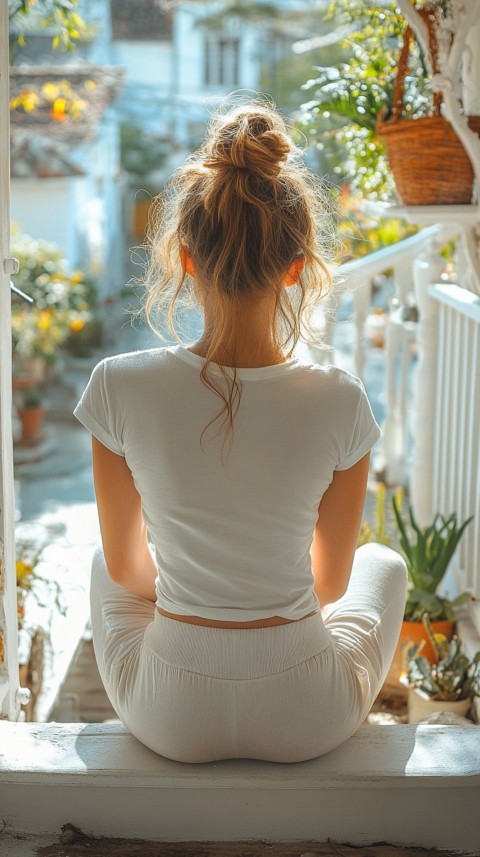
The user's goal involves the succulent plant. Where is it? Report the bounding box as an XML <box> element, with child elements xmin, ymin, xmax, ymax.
<box><xmin>405</xmin><ymin>614</ymin><xmax>480</xmax><ymax>702</ymax></box>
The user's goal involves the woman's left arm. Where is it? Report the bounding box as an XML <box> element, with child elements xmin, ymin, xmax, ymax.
<box><xmin>92</xmin><ymin>436</ymin><xmax>157</xmax><ymax>601</ymax></box>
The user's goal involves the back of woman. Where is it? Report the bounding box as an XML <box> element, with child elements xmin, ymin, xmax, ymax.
<box><xmin>74</xmin><ymin>99</ymin><xmax>407</xmax><ymax>763</ymax></box>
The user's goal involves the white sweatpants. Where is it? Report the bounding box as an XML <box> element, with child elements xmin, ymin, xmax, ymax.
<box><xmin>90</xmin><ymin>543</ymin><xmax>407</xmax><ymax>763</ymax></box>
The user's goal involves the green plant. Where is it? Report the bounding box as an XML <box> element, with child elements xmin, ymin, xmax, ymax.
<box><xmin>392</xmin><ymin>496</ymin><xmax>473</xmax><ymax>621</ymax></box>
<box><xmin>358</xmin><ymin>483</ymin><xmax>403</xmax><ymax>547</ymax></box>
<box><xmin>10</xmin><ymin>230</ymin><xmax>98</xmax><ymax>364</ymax></box>
<box><xmin>21</xmin><ymin>386</ymin><xmax>42</xmax><ymax>409</ymax></box>
<box><xmin>300</xmin><ymin>1</ymin><xmax>439</xmax><ymax>198</ymax></box>
<box><xmin>120</xmin><ymin>124</ymin><xmax>171</xmax><ymax>191</ymax></box>
<box><xmin>404</xmin><ymin>614</ymin><xmax>480</xmax><ymax>702</ymax></box>
<box><xmin>335</xmin><ymin>187</ymin><xmax>418</xmax><ymax>261</ymax></box>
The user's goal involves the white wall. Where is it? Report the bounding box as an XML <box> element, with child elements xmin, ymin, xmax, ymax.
<box><xmin>10</xmin><ymin>178</ymin><xmax>84</xmax><ymax>267</ymax></box>
<box><xmin>111</xmin><ymin>41</ymin><xmax>172</xmax><ymax>88</ymax></box>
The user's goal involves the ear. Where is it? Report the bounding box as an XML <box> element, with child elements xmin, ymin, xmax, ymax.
<box><xmin>180</xmin><ymin>246</ymin><xmax>196</xmax><ymax>278</ymax></box>
<box><xmin>283</xmin><ymin>256</ymin><xmax>305</xmax><ymax>286</ymax></box>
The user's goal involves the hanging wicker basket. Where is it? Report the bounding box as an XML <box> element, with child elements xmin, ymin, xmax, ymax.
<box><xmin>377</xmin><ymin>6</ymin><xmax>480</xmax><ymax>206</ymax></box>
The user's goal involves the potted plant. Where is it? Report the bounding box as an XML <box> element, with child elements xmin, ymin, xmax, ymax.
<box><xmin>402</xmin><ymin>614</ymin><xmax>480</xmax><ymax>722</ymax></box>
<box><xmin>385</xmin><ymin>497</ymin><xmax>473</xmax><ymax>690</ymax></box>
<box><xmin>17</xmin><ymin>386</ymin><xmax>45</xmax><ymax>441</ymax></box>
<box><xmin>301</xmin><ymin>0</ymin><xmax>480</xmax><ymax>203</ymax></box>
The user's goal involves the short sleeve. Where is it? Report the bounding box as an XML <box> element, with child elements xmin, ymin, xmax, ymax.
<box><xmin>335</xmin><ymin>380</ymin><xmax>381</xmax><ymax>471</ymax></box>
<box><xmin>73</xmin><ymin>360</ymin><xmax>124</xmax><ymax>456</ymax></box>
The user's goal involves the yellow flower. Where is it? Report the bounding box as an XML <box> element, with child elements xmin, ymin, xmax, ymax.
<box><xmin>16</xmin><ymin>560</ymin><xmax>33</xmax><ymax>583</ymax></box>
<box><xmin>70</xmin><ymin>271</ymin><xmax>85</xmax><ymax>284</ymax></box>
<box><xmin>70</xmin><ymin>318</ymin><xmax>86</xmax><ymax>332</ymax></box>
<box><xmin>37</xmin><ymin>310</ymin><xmax>53</xmax><ymax>331</ymax></box>
<box><xmin>42</xmin><ymin>82</ymin><xmax>60</xmax><ymax>101</ymax></box>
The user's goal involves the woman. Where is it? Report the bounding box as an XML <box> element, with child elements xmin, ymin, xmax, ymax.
<box><xmin>74</xmin><ymin>101</ymin><xmax>407</xmax><ymax>763</ymax></box>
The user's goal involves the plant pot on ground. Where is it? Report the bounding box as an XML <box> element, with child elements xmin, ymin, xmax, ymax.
<box><xmin>383</xmin><ymin>498</ymin><xmax>473</xmax><ymax>692</ymax></box>
<box><xmin>17</xmin><ymin>385</ymin><xmax>45</xmax><ymax>441</ymax></box>
<box><xmin>402</xmin><ymin>614</ymin><xmax>480</xmax><ymax>722</ymax></box>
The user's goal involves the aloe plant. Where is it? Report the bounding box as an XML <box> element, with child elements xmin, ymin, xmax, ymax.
<box><xmin>392</xmin><ymin>497</ymin><xmax>473</xmax><ymax>622</ymax></box>
<box><xmin>405</xmin><ymin>615</ymin><xmax>480</xmax><ymax>702</ymax></box>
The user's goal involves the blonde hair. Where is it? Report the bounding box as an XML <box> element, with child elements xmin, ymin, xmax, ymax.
<box><xmin>143</xmin><ymin>98</ymin><xmax>334</xmax><ymax>445</ymax></box>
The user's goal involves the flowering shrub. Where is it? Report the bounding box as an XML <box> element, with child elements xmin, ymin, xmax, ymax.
<box><xmin>16</xmin><ymin>537</ymin><xmax>64</xmax><ymax>629</ymax></box>
<box><xmin>11</xmin><ymin>231</ymin><xmax>98</xmax><ymax>364</ymax></box>
<box><xmin>336</xmin><ymin>187</ymin><xmax>418</xmax><ymax>262</ymax></box>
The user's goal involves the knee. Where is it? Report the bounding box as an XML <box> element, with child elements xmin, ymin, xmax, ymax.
<box><xmin>91</xmin><ymin>546</ymin><xmax>107</xmax><ymax>574</ymax></box>
<box><xmin>356</xmin><ymin>542</ymin><xmax>408</xmax><ymax>585</ymax></box>
<box><xmin>90</xmin><ymin>546</ymin><xmax>111</xmax><ymax>594</ymax></box>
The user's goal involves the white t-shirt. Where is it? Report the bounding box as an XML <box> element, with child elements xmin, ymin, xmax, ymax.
<box><xmin>74</xmin><ymin>345</ymin><xmax>380</xmax><ymax>621</ymax></box>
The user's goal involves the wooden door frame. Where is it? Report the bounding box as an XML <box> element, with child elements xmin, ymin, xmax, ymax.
<box><xmin>0</xmin><ymin>0</ymin><xmax>20</xmax><ymax>721</ymax></box>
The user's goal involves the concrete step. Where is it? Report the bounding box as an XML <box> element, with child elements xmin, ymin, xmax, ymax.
<box><xmin>0</xmin><ymin>722</ymin><xmax>479</xmax><ymax>853</ymax></box>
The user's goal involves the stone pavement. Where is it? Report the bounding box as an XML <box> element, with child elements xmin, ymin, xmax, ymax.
<box><xmin>14</xmin><ymin>297</ymin><xmax>389</xmax><ymax>722</ymax></box>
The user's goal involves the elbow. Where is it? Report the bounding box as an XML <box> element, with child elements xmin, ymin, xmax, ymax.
<box><xmin>105</xmin><ymin>560</ymin><xmax>129</xmax><ymax>585</ymax></box>
<box><xmin>316</xmin><ymin>580</ymin><xmax>348</xmax><ymax>608</ymax></box>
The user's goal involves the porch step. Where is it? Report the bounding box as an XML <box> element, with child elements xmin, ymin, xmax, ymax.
<box><xmin>0</xmin><ymin>722</ymin><xmax>479</xmax><ymax>853</ymax></box>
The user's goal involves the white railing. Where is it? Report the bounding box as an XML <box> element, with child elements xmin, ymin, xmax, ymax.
<box><xmin>342</xmin><ymin>225</ymin><xmax>442</xmax><ymax>380</ymax></box>
<box><xmin>430</xmin><ymin>283</ymin><xmax>480</xmax><ymax>623</ymax></box>
<box><xmin>327</xmin><ymin>225</ymin><xmax>457</xmax><ymax>486</ymax></box>
<box><xmin>325</xmin><ymin>231</ymin><xmax>480</xmax><ymax>626</ymax></box>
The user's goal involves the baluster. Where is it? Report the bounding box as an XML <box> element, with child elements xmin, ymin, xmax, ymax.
<box><xmin>378</xmin><ymin>309</ymin><xmax>404</xmax><ymax>484</ymax></box>
<box><xmin>409</xmin><ymin>243</ymin><xmax>446</xmax><ymax>526</ymax></box>
<box><xmin>352</xmin><ymin>276</ymin><xmax>372</xmax><ymax>381</ymax></box>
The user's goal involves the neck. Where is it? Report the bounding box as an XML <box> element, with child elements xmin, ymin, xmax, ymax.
<box><xmin>190</xmin><ymin>294</ymin><xmax>285</xmax><ymax>368</ymax></box>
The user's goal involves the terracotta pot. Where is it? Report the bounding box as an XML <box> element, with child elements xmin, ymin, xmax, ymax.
<box><xmin>408</xmin><ymin>689</ymin><xmax>471</xmax><ymax>723</ymax></box>
<box><xmin>383</xmin><ymin>618</ymin><xmax>455</xmax><ymax>694</ymax></box>
<box><xmin>18</xmin><ymin>406</ymin><xmax>45</xmax><ymax>439</ymax></box>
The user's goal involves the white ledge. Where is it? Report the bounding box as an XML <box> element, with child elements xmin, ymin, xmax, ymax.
<box><xmin>1</xmin><ymin>722</ymin><xmax>479</xmax><ymax>786</ymax></box>
<box><xmin>1</xmin><ymin>722</ymin><xmax>479</xmax><ymax>852</ymax></box>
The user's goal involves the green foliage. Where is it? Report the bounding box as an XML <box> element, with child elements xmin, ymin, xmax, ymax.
<box><xmin>300</xmin><ymin>0</ymin><xmax>436</xmax><ymax>197</ymax></box>
<box><xmin>120</xmin><ymin>125</ymin><xmax>171</xmax><ymax>189</ymax></box>
<box><xmin>358</xmin><ymin>483</ymin><xmax>402</xmax><ymax>547</ymax></box>
<box><xmin>21</xmin><ymin>386</ymin><xmax>42</xmax><ymax>409</ymax></box>
<box><xmin>392</xmin><ymin>496</ymin><xmax>473</xmax><ymax>621</ymax></box>
<box><xmin>9</xmin><ymin>0</ymin><xmax>88</xmax><ymax>54</ymax></box>
<box><xmin>406</xmin><ymin>615</ymin><xmax>480</xmax><ymax>701</ymax></box>
<box><xmin>11</xmin><ymin>231</ymin><xmax>98</xmax><ymax>363</ymax></box>
<box><xmin>335</xmin><ymin>188</ymin><xmax>418</xmax><ymax>261</ymax></box>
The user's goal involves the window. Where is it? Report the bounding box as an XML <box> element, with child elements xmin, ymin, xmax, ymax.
<box><xmin>204</xmin><ymin>36</ymin><xmax>240</xmax><ymax>88</ymax></box>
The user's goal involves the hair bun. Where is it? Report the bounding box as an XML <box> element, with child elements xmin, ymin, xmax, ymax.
<box><xmin>204</xmin><ymin>107</ymin><xmax>291</xmax><ymax>180</ymax></box>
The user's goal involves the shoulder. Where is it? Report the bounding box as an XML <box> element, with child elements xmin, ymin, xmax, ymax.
<box><xmin>93</xmin><ymin>347</ymin><xmax>171</xmax><ymax>382</ymax></box>
<box><xmin>295</xmin><ymin>360</ymin><xmax>366</xmax><ymax>399</ymax></box>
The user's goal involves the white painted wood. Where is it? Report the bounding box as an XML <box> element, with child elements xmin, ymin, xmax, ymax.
<box><xmin>0</xmin><ymin>0</ymin><xmax>21</xmax><ymax>722</ymax></box>
<box><xmin>0</xmin><ymin>722</ymin><xmax>479</xmax><ymax>851</ymax></box>
<box><xmin>341</xmin><ymin>225</ymin><xmax>444</xmax><ymax>285</ymax></box>
<box><xmin>432</xmin><ymin>292</ymin><xmax>480</xmax><ymax>580</ymax></box>
<box><xmin>463</xmin><ymin>19</ymin><xmax>480</xmax><ymax>114</ymax></box>
<box><xmin>409</xmin><ymin>248</ymin><xmax>446</xmax><ymax>526</ymax></box>
<box><xmin>378</xmin><ymin>314</ymin><xmax>409</xmax><ymax>485</ymax></box>
<box><xmin>430</xmin><ymin>283</ymin><xmax>480</xmax><ymax>602</ymax></box>
<box><xmin>340</xmin><ymin>227</ymin><xmax>444</xmax><ymax>482</ymax></box>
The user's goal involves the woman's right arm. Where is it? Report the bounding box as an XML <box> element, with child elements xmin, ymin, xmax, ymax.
<box><xmin>310</xmin><ymin>453</ymin><xmax>370</xmax><ymax>607</ymax></box>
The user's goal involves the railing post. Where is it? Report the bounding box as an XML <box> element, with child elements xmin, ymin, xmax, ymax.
<box><xmin>409</xmin><ymin>240</ymin><xmax>446</xmax><ymax>526</ymax></box>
